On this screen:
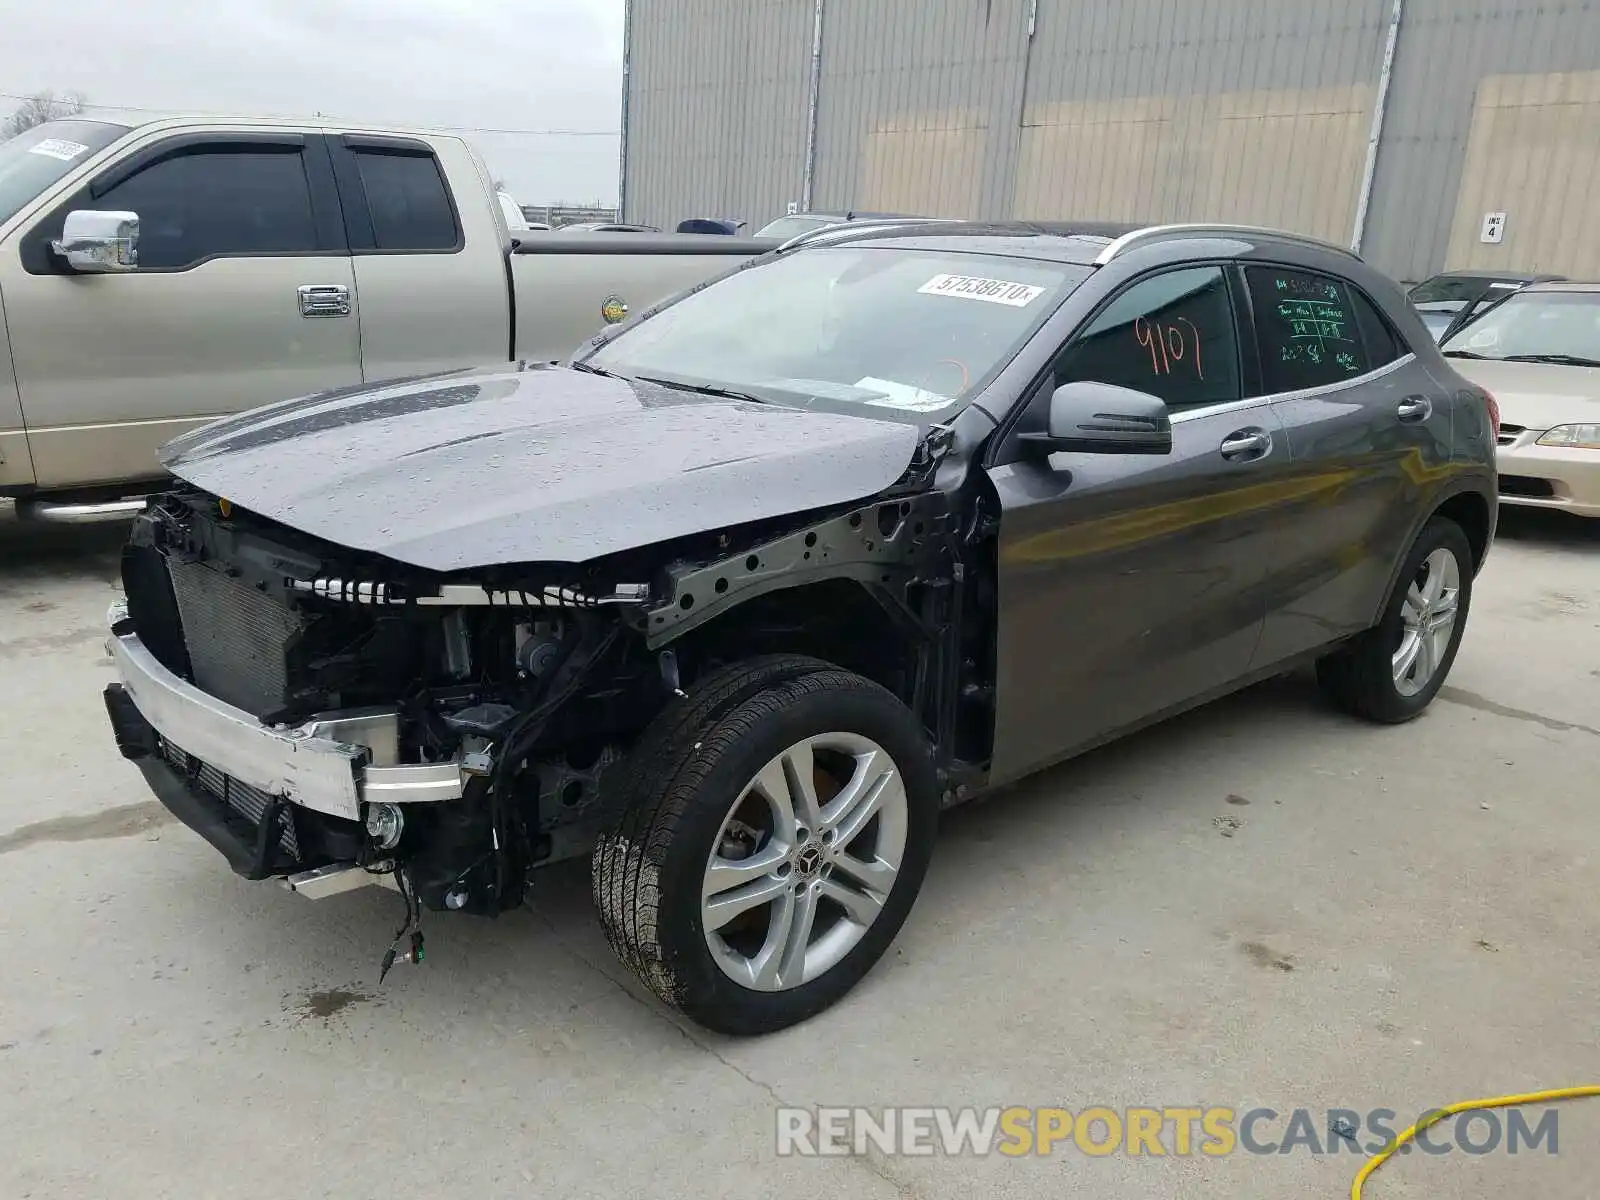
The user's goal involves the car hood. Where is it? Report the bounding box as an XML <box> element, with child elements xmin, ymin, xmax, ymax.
<box><xmin>1450</xmin><ymin>358</ymin><xmax>1600</xmax><ymax>431</ymax></box>
<box><xmin>159</xmin><ymin>364</ymin><xmax>921</xmax><ymax>572</ymax></box>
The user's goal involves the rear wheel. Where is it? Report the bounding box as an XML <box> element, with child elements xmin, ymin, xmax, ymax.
<box><xmin>593</xmin><ymin>665</ymin><xmax>937</xmax><ymax>1035</ymax></box>
<box><xmin>1316</xmin><ymin>516</ymin><xmax>1472</xmax><ymax>723</ymax></box>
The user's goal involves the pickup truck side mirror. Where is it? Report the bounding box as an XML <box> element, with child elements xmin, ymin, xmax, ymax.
<box><xmin>1020</xmin><ymin>380</ymin><xmax>1174</xmax><ymax>456</ymax></box>
<box><xmin>51</xmin><ymin>210</ymin><xmax>140</xmax><ymax>274</ymax></box>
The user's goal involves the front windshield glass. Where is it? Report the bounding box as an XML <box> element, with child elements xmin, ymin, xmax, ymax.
<box><xmin>583</xmin><ymin>245</ymin><xmax>1090</xmax><ymax>420</ymax></box>
<box><xmin>1441</xmin><ymin>290</ymin><xmax>1600</xmax><ymax>363</ymax></box>
<box><xmin>0</xmin><ymin>120</ymin><xmax>127</xmax><ymax>225</ymax></box>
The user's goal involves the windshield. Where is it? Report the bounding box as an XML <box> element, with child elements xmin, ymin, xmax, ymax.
<box><xmin>582</xmin><ymin>245</ymin><xmax>1089</xmax><ymax>420</ymax></box>
<box><xmin>1410</xmin><ymin>276</ymin><xmax>1503</xmax><ymax>304</ymax></box>
<box><xmin>1417</xmin><ymin>308</ymin><xmax>1455</xmax><ymax>342</ymax></box>
<box><xmin>1441</xmin><ymin>290</ymin><xmax>1600</xmax><ymax>364</ymax></box>
<box><xmin>755</xmin><ymin>214</ymin><xmax>835</xmax><ymax>239</ymax></box>
<box><xmin>0</xmin><ymin>120</ymin><xmax>128</xmax><ymax>225</ymax></box>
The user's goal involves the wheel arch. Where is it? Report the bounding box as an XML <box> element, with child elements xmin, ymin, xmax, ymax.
<box><xmin>1368</xmin><ymin>482</ymin><xmax>1493</xmax><ymax>628</ymax></box>
<box><xmin>635</xmin><ymin>494</ymin><xmax>971</xmax><ymax>756</ymax></box>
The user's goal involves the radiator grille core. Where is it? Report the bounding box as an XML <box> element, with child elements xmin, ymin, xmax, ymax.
<box><xmin>166</xmin><ymin>559</ymin><xmax>304</xmax><ymax>717</ymax></box>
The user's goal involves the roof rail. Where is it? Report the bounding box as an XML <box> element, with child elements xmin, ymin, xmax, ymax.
<box><xmin>775</xmin><ymin>217</ymin><xmax>960</xmax><ymax>254</ymax></box>
<box><xmin>1093</xmin><ymin>224</ymin><xmax>1362</xmax><ymax>266</ymax></box>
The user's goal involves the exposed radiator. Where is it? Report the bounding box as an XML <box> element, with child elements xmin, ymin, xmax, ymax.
<box><xmin>166</xmin><ymin>558</ymin><xmax>304</xmax><ymax>716</ymax></box>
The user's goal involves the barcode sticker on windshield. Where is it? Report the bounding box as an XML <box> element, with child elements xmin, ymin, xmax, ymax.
<box><xmin>27</xmin><ymin>138</ymin><xmax>90</xmax><ymax>162</ymax></box>
<box><xmin>918</xmin><ymin>274</ymin><xmax>1044</xmax><ymax>307</ymax></box>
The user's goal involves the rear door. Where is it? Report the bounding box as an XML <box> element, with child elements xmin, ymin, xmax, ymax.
<box><xmin>985</xmin><ymin>264</ymin><xmax>1291</xmax><ymax>785</ymax></box>
<box><xmin>1241</xmin><ymin>263</ymin><xmax>1452</xmax><ymax>666</ymax></box>
<box><xmin>325</xmin><ymin>133</ymin><xmax>509</xmax><ymax>382</ymax></box>
<box><xmin>0</xmin><ymin>131</ymin><xmax>358</xmax><ymax>489</ymax></box>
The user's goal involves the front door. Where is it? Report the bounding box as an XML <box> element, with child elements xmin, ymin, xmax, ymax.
<box><xmin>0</xmin><ymin>130</ymin><xmax>359</xmax><ymax>489</ymax></box>
<box><xmin>985</xmin><ymin>264</ymin><xmax>1293</xmax><ymax>785</ymax></box>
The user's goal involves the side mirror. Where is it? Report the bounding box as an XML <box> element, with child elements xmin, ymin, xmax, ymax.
<box><xmin>1020</xmin><ymin>380</ymin><xmax>1173</xmax><ymax>456</ymax></box>
<box><xmin>51</xmin><ymin>210</ymin><xmax>140</xmax><ymax>273</ymax></box>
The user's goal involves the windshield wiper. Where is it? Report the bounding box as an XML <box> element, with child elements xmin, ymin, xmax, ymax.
<box><xmin>632</xmin><ymin>374</ymin><xmax>768</xmax><ymax>406</ymax></box>
<box><xmin>569</xmin><ymin>360</ymin><xmax>619</xmax><ymax>378</ymax></box>
<box><xmin>1442</xmin><ymin>349</ymin><xmax>1492</xmax><ymax>359</ymax></box>
<box><xmin>1499</xmin><ymin>353</ymin><xmax>1600</xmax><ymax>367</ymax></box>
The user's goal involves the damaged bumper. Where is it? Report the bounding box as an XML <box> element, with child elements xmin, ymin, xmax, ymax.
<box><xmin>103</xmin><ymin>600</ymin><xmax>460</xmax><ymax>895</ymax></box>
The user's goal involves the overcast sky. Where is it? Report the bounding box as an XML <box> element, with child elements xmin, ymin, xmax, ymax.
<box><xmin>0</xmin><ymin>0</ymin><xmax>624</xmax><ymax>205</ymax></box>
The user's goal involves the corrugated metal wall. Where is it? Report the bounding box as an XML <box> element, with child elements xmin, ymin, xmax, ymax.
<box><xmin>623</xmin><ymin>0</ymin><xmax>1600</xmax><ymax>281</ymax></box>
<box><xmin>625</xmin><ymin>0</ymin><xmax>817</xmax><ymax>229</ymax></box>
<box><xmin>1362</xmin><ymin>0</ymin><xmax>1600</xmax><ymax>278</ymax></box>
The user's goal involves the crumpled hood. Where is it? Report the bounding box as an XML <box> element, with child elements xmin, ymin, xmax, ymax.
<box><xmin>159</xmin><ymin>364</ymin><xmax>920</xmax><ymax>571</ymax></box>
<box><xmin>1451</xmin><ymin>358</ymin><xmax>1600</xmax><ymax>431</ymax></box>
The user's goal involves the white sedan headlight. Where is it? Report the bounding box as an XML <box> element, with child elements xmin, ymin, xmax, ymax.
<box><xmin>1536</xmin><ymin>424</ymin><xmax>1600</xmax><ymax>449</ymax></box>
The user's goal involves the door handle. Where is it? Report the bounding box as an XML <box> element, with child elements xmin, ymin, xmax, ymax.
<box><xmin>1396</xmin><ymin>395</ymin><xmax>1432</xmax><ymax>423</ymax></box>
<box><xmin>298</xmin><ymin>283</ymin><xmax>351</xmax><ymax>317</ymax></box>
<box><xmin>1219</xmin><ymin>428</ymin><xmax>1272</xmax><ymax>462</ymax></box>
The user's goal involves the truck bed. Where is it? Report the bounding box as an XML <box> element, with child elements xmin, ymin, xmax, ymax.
<box><xmin>509</xmin><ymin>232</ymin><xmax>779</xmax><ymax>363</ymax></box>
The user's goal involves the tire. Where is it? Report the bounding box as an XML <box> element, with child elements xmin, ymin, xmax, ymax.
<box><xmin>592</xmin><ymin>663</ymin><xmax>938</xmax><ymax>1036</ymax></box>
<box><xmin>1315</xmin><ymin>515</ymin><xmax>1473</xmax><ymax>724</ymax></box>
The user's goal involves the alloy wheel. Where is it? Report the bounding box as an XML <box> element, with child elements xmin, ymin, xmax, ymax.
<box><xmin>701</xmin><ymin>732</ymin><xmax>908</xmax><ymax>992</ymax></box>
<box><xmin>1392</xmin><ymin>547</ymin><xmax>1461</xmax><ymax>697</ymax></box>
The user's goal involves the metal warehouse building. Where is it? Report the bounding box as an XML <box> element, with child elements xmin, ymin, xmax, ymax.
<box><xmin>618</xmin><ymin>0</ymin><xmax>1600</xmax><ymax>281</ymax></box>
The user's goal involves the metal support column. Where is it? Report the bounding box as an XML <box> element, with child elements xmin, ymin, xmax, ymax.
<box><xmin>801</xmin><ymin>0</ymin><xmax>826</xmax><ymax>211</ymax></box>
<box><xmin>1351</xmin><ymin>0</ymin><xmax>1406</xmax><ymax>253</ymax></box>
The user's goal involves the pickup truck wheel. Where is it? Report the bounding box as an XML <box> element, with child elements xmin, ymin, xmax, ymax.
<box><xmin>1315</xmin><ymin>516</ymin><xmax>1473</xmax><ymax>724</ymax></box>
<box><xmin>592</xmin><ymin>667</ymin><xmax>937</xmax><ymax>1035</ymax></box>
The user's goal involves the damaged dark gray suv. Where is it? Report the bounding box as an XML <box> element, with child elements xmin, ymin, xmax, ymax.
<box><xmin>103</xmin><ymin>221</ymin><xmax>1499</xmax><ymax>1034</ymax></box>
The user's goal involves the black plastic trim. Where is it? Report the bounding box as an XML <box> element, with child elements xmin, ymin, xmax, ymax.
<box><xmin>89</xmin><ymin>132</ymin><xmax>308</xmax><ymax>197</ymax></box>
<box><xmin>129</xmin><ymin>749</ymin><xmax>295</xmax><ymax>879</ymax></box>
<box><xmin>104</xmin><ymin>683</ymin><xmax>156</xmax><ymax>760</ymax></box>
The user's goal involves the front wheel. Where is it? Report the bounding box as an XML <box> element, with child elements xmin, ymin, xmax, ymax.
<box><xmin>593</xmin><ymin>666</ymin><xmax>938</xmax><ymax>1035</ymax></box>
<box><xmin>1316</xmin><ymin>515</ymin><xmax>1473</xmax><ymax>723</ymax></box>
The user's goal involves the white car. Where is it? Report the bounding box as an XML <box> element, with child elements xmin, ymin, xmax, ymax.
<box><xmin>1443</xmin><ymin>281</ymin><xmax>1600</xmax><ymax>518</ymax></box>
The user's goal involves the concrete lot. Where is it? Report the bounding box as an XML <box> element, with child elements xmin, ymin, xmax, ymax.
<box><xmin>1</xmin><ymin>504</ymin><xmax>1596</xmax><ymax>1200</ymax></box>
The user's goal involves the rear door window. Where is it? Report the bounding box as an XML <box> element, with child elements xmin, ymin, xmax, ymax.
<box><xmin>1246</xmin><ymin>267</ymin><xmax>1390</xmax><ymax>393</ymax></box>
<box><xmin>350</xmin><ymin>148</ymin><xmax>459</xmax><ymax>251</ymax></box>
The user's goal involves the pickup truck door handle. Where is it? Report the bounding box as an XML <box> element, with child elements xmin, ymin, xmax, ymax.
<box><xmin>297</xmin><ymin>284</ymin><xmax>351</xmax><ymax>318</ymax></box>
<box><xmin>1396</xmin><ymin>395</ymin><xmax>1432</xmax><ymax>423</ymax></box>
<box><xmin>1219</xmin><ymin>428</ymin><xmax>1273</xmax><ymax>462</ymax></box>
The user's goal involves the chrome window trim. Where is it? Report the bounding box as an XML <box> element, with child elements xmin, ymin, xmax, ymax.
<box><xmin>1169</xmin><ymin>353</ymin><xmax>1415</xmax><ymax>424</ymax></box>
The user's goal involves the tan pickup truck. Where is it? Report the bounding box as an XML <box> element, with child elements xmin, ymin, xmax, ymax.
<box><xmin>0</xmin><ymin>115</ymin><xmax>776</xmax><ymax>519</ymax></box>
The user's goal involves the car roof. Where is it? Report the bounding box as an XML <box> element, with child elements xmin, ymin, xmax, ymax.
<box><xmin>1416</xmin><ymin>269</ymin><xmax>1561</xmax><ymax>283</ymax></box>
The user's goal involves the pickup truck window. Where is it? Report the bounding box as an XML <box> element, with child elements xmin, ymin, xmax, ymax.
<box><xmin>583</xmin><ymin>245</ymin><xmax>1088</xmax><ymax>421</ymax></box>
<box><xmin>0</xmin><ymin>119</ymin><xmax>127</xmax><ymax>225</ymax></box>
<box><xmin>351</xmin><ymin>149</ymin><xmax>458</xmax><ymax>251</ymax></box>
<box><xmin>94</xmin><ymin>145</ymin><xmax>320</xmax><ymax>269</ymax></box>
